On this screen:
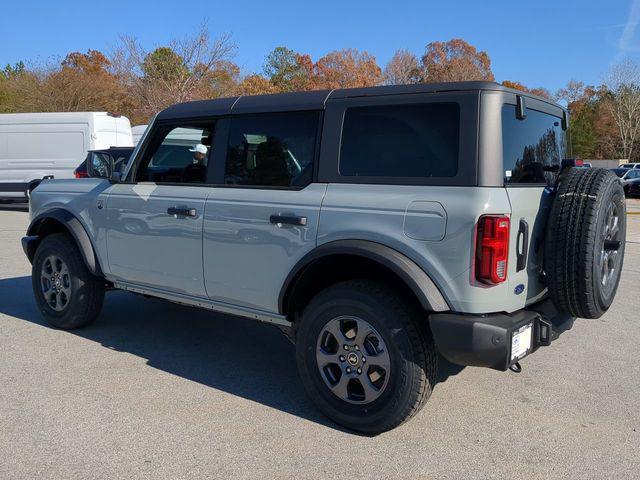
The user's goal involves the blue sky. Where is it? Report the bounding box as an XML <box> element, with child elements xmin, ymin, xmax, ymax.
<box><xmin>1</xmin><ymin>0</ymin><xmax>639</xmax><ymax>92</ymax></box>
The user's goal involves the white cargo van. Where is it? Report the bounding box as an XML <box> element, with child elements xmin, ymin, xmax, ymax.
<box><xmin>131</xmin><ymin>124</ymin><xmax>148</xmax><ymax>145</ymax></box>
<box><xmin>0</xmin><ymin>112</ymin><xmax>133</xmax><ymax>200</ymax></box>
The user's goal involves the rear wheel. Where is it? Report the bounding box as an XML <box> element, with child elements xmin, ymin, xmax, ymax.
<box><xmin>32</xmin><ymin>233</ymin><xmax>105</xmax><ymax>329</ymax></box>
<box><xmin>295</xmin><ymin>280</ymin><xmax>437</xmax><ymax>434</ymax></box>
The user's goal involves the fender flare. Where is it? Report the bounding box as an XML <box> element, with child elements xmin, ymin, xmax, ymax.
<box><xmin>278</xmin><ymin>239</ymin><xmax>450</xmax><ymax>315</ymax></box>
<box><xmin>25</xmin><ymin>209</ymin><xmax>103</xmax><ymax>276</ymax></box>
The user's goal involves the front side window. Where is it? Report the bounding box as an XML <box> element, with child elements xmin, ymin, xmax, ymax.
<box><xmin>502</xmin><ymin>105</ymin><xmax>568</xmax><ymax>185</ymax></box>
<box><xmin>225</xmin><ymin>111</ymin><xmax>319</xmax><ymax>187</ymax></box>
<box><xmin>136</xmin><ymin>124</ymin><xmax>215</xmax><ymax>184</ymax></box>
<box><xmin>339</xmin><ymin>103</ymin><xmax>460</xmax><ymax>178</ymax></box>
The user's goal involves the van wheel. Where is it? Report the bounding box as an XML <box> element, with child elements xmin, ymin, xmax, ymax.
<box><xmin>295</xmin><ymin>280</ymin><xmax>437</xmax><ymax>434</ymax></box>
<box><xmin>545</xmin><ymin>168</ymin><xmax>626</xmax><ymax>318</ymax></box>
<box><xmin>32</xmin><ymin>233</ymin><xmax>105</xmax><ymax>329</ymax></box>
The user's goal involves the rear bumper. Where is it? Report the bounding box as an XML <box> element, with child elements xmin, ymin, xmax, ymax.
<box><xmin>430</xmin><ymin>298</ymin><xmax>574</xmax><ymax>371</ymax></box>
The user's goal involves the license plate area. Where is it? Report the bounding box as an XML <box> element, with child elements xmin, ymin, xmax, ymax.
<box><xmin>511</xmin><ymin>323</ymin><xmax>533</xmax><ymax>362</ymax></box>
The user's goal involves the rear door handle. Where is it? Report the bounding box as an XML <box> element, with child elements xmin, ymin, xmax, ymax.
<box><xmin>270</xmin><ymin>214</ymin><xmax>307</xmax><ymax>227</ymax></box>
<box><xmin>516</xmin><ymin>219</ymin><xmax>529</xmax><ymax>272</ymax></box>
<box><xmin>167</xmin><ymin>207</ymin><xmax>197</xmax><ymax>218</ymax></box>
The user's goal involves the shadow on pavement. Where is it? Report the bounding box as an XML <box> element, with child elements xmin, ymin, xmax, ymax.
<box><xmin>0</xmin><ymin>275</ymin><xmax>463</xmax><ymax>432</ymax></box>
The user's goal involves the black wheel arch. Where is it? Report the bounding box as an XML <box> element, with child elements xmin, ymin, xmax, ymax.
<box><xmin>279</xmin><ymin>239</ymin><xmax>450</xmax><ymax>317</ymax></box>
<box><xmin>25</xmin><ymin>209</ymin><xmax>103</xmax><ymax>277</ymax></box>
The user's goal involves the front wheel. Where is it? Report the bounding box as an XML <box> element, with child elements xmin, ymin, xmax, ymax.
<box><xmin>295</xmin><ymin>280</ymin><xmax>437</xmax><ymax>434</ymax></box>
<box><xmin>32</xmin><ymin>233</ymin><xmax>105</xmax><ymax>329</ymax></box>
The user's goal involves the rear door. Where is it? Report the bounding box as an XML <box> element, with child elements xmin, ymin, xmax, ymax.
<box><xmin>105</xmin><ymin>121</ymin><xmax>218</xmax><ymax>297</ymax></box>
<box><xmin>202</xmin><ymin>110</ymin><xmax>325</xmax><ymax>314</ymax></box>
<box><xmin>499</xmin><ymin>96</ymin><xmax>568</xmax><ymax>307</ymax></box>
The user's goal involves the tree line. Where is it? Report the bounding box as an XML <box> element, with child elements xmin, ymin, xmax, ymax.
<box><xmin>1</xmin><ymin>26</ymin><xmax>639</xmax><ymax>161</ymax></box>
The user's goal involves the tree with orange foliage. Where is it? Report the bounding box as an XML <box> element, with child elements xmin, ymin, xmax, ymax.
<box><xmin>237</xmin><ymin>74</ymin><xmax>279</xmax><ymax>95</ymax></box>
<box><xmin>111</xmin><ymin>25</ymin><xmax>236</xmax><ymax>121</ymax></box>
<box><xmin>420</xmin><ymin>39</ymin><xmax>494</xmax><ymax>83</ymax></box>
<box><xmin>263</xmin><ymin>47</ymin><xmax>314</xmax><ymax>92</ymax></box>
<box><xmin>383</xmin><ymin>49</ymin><xmax>421</xmax><ymax>85</ymax></box>
<box><xmin>313</xmin><ymin>49</ymin><xmax>382</xmax><ymax>89</ymax></box>
<box><xmin>502</xmin><ymin>80</ymin><xmax>551</xmax><ymax>99</ymax></box>
<box><xmin>35</xmin><ymin>50</ymin><xmax>130</xmax><ymax>113</ymax></box>
<box><xmin>501</xmin><ymin>80</ymin><xmax>528</xmax><ymax>92</ymax></box>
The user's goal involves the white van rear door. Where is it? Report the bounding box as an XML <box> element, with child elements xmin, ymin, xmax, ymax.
<box><xmin>92</xmin><ymin>113</ymin><xmax>133</xmax><ymax>149</ymax></box>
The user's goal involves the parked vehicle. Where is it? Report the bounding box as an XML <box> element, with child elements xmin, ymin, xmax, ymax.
<box><xmin>0</xmin><ymin>112</ymin><xmax>133</xmax><ymax>200</ymax></box>
<box><xmin>22</xmin><ymin>82</ymin><xmax>626</xmax><ymax>434</ymax></box>
<box><xmin>625</xmin><ymin>177</ymin><xmax>640</xmax><ymax>197</ymax></box>
<box><xmin>612</xmin><ymin>167</ymin><xmax>640</xmax><ymax>196</ymax></box>
<box><xmin>131</xmin><ymin>125</ymin><xmax>149</xmax><ymax>145</ymax></box>
<box><xmin>74</xmin><ymin>147</ymin><xmax>135</xmax><ymax>179</ymax></box>
<box><xmin>620</xmin><ymin>162</ymin><xmax>640</xmax><ymax>169</ymax></box>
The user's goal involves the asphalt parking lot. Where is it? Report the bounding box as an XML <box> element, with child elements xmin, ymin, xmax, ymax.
<box><xmin>1</xmin><ymin>201</ymin><xmax>639</xmax><ymax>480</ymax></box>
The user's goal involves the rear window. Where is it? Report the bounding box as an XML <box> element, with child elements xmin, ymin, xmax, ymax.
<box><xmin>339</xmin><ymin>103</ymin><xmax>460</xmax><ymax>178</ymax></box>
<box><xmin>502</xmin><ymin>105</ymin><xmax>567</xmax><ymax>185</ymax></box>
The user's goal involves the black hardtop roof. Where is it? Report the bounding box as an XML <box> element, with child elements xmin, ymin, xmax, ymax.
<box><xmin>156</xmin><ymin>81</ymin><xmax>562</xmax><ymax>120</ymax></box>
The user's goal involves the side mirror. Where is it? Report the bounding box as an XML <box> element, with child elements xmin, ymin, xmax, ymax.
<box><xmin>87</xmin><ymin>152</ymin><xmax>116</xmax><ymax>181</ymax></box>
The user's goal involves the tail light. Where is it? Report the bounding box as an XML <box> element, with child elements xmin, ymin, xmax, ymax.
<box><xmin>475</xmin><ymin>215</ymin><xmax>510</xmax><ymax>285</ymax></box>
<box><xmin>74</xmin><ymin>170</ymin><xmax>88</xmax><ymax>178</ymax></box>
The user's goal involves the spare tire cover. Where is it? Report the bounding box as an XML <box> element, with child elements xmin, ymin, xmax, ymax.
<box><xmin>545</xmin><ymin>168</ymin><xmax>626</xmax><ymax>319</ymax></box>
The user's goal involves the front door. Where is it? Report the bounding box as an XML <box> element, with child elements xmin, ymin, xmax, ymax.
<box><xmin>105</xmin><ymin>122</ymin><xmax>218</xmax><ymax>297</ymax></box>
<box><xmin>202</xmin><ymin>110</ymin><xmax>325</xmax><ymax>313</ymax></box>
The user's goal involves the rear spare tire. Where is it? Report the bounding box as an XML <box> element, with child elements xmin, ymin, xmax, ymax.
<box><xmin>545</xmin><ymin>168</ymin><xmax>626</xmax><ymax>318</ymax></box>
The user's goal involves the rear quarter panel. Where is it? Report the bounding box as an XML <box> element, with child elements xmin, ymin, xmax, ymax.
<box><xmin>318</xmin><ymin>184</ymin><xmax>523</xmax><ymax>314</ymax></box>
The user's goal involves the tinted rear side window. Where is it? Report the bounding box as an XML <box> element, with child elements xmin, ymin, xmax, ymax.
<box><xmin>225</xmin><ymin>111</ymin><xmax>319</xmax><ymax>187</ymax></box>
<box><xmin>502</xmin><ymin>105</ymin><xmax>567</xmax><ymax>185</ymax></box>
<box><xmin>339</xmin><ymin>103</ymin><xmax>460</xmax><ymax>178</ymax></box>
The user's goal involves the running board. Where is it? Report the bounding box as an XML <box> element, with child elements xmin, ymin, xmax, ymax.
<box><xmin>112</xmin><ymin>281</ymin><xmax>292</xmax><ymax>328</ymax></box>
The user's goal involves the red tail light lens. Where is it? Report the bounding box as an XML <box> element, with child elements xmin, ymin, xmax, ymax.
<box><xmin>475</xmin><ymin>215</ymin><xmax>510</xmax><ymax>285</ymax></box>
<box><xmin>74</xmin><ymin>170</ymin><xmax>88</xmax><ymax>179</ymax></box>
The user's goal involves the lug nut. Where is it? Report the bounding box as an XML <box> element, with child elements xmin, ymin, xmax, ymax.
<box><xmin>346</xmin><ymin>367</ymin><xmax>351</xmax><ymax>373</ymax></box>
<box><xmin>357</xmin><ymin>368</ymin><xmax>362</xmax><ymax>374</ymax></box>
<box><xmin>339</xmin><ymin>355</ymin><xmax>345</xmax><ymax>362</ymax></box>
<box><xmin>343</xmin><ymin>345</ymin><xmax>349</xmax><ymax>350</ymax></box>
<box><xmin>354</xmin><ymin>345</ymin><xmax>359</xmax><ymax>351</ymax></box>
<box><xmin>362</xmin><ymin>357</ymin><xmax>366</xmax><ymax>363</ymax></box>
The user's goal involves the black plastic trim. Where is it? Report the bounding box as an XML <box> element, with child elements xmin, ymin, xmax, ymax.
<box><xmin>270</xmin><ymin>215</ymin><xmax>307</xmax><ymax>226</ymax></box>
<box><xmin>430</xmin><ymin>297</ymin><xmax>574</xmax><ymax>371</ymax></box>
<box><xmin>516</xmin><ymin>218</ymin><xmax>529</xmax><ymax>272</ymax></box>
<box><xmin>278</xmin><ymin>239</ymin><xmax>450</xmax><ymax>315</ymax></box>
<box><xmin>25</xmin><ymin>209</ymin><xmax>103</xmax><ymax>276</ymax></box>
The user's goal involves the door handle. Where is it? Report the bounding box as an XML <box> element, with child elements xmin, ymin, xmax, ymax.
<box><xmin>270</xmin><ymin>214</ymin><xmax>307</xmax><ymax>227</ymax></box>
<box><xmin>167</xmin><ymin>207</ymin><xmax>197</xmax><ymax>218</ymax></box>
<box><xmin>516</xmin><ymin>219</ymin><xmax>529</xmax><ymax>272</ymax></box>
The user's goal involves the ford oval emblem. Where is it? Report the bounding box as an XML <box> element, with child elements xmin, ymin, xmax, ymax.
<box><xmin>514</xmin><ymin>284</ymin><xmax>525</xmax><ymax>295</ymax></box>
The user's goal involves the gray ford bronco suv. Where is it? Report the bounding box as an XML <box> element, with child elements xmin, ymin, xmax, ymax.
<box><xmin>22</xmin><ymin>82</ymin><xmax>626</xmax><ymax>434</ymax></box>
